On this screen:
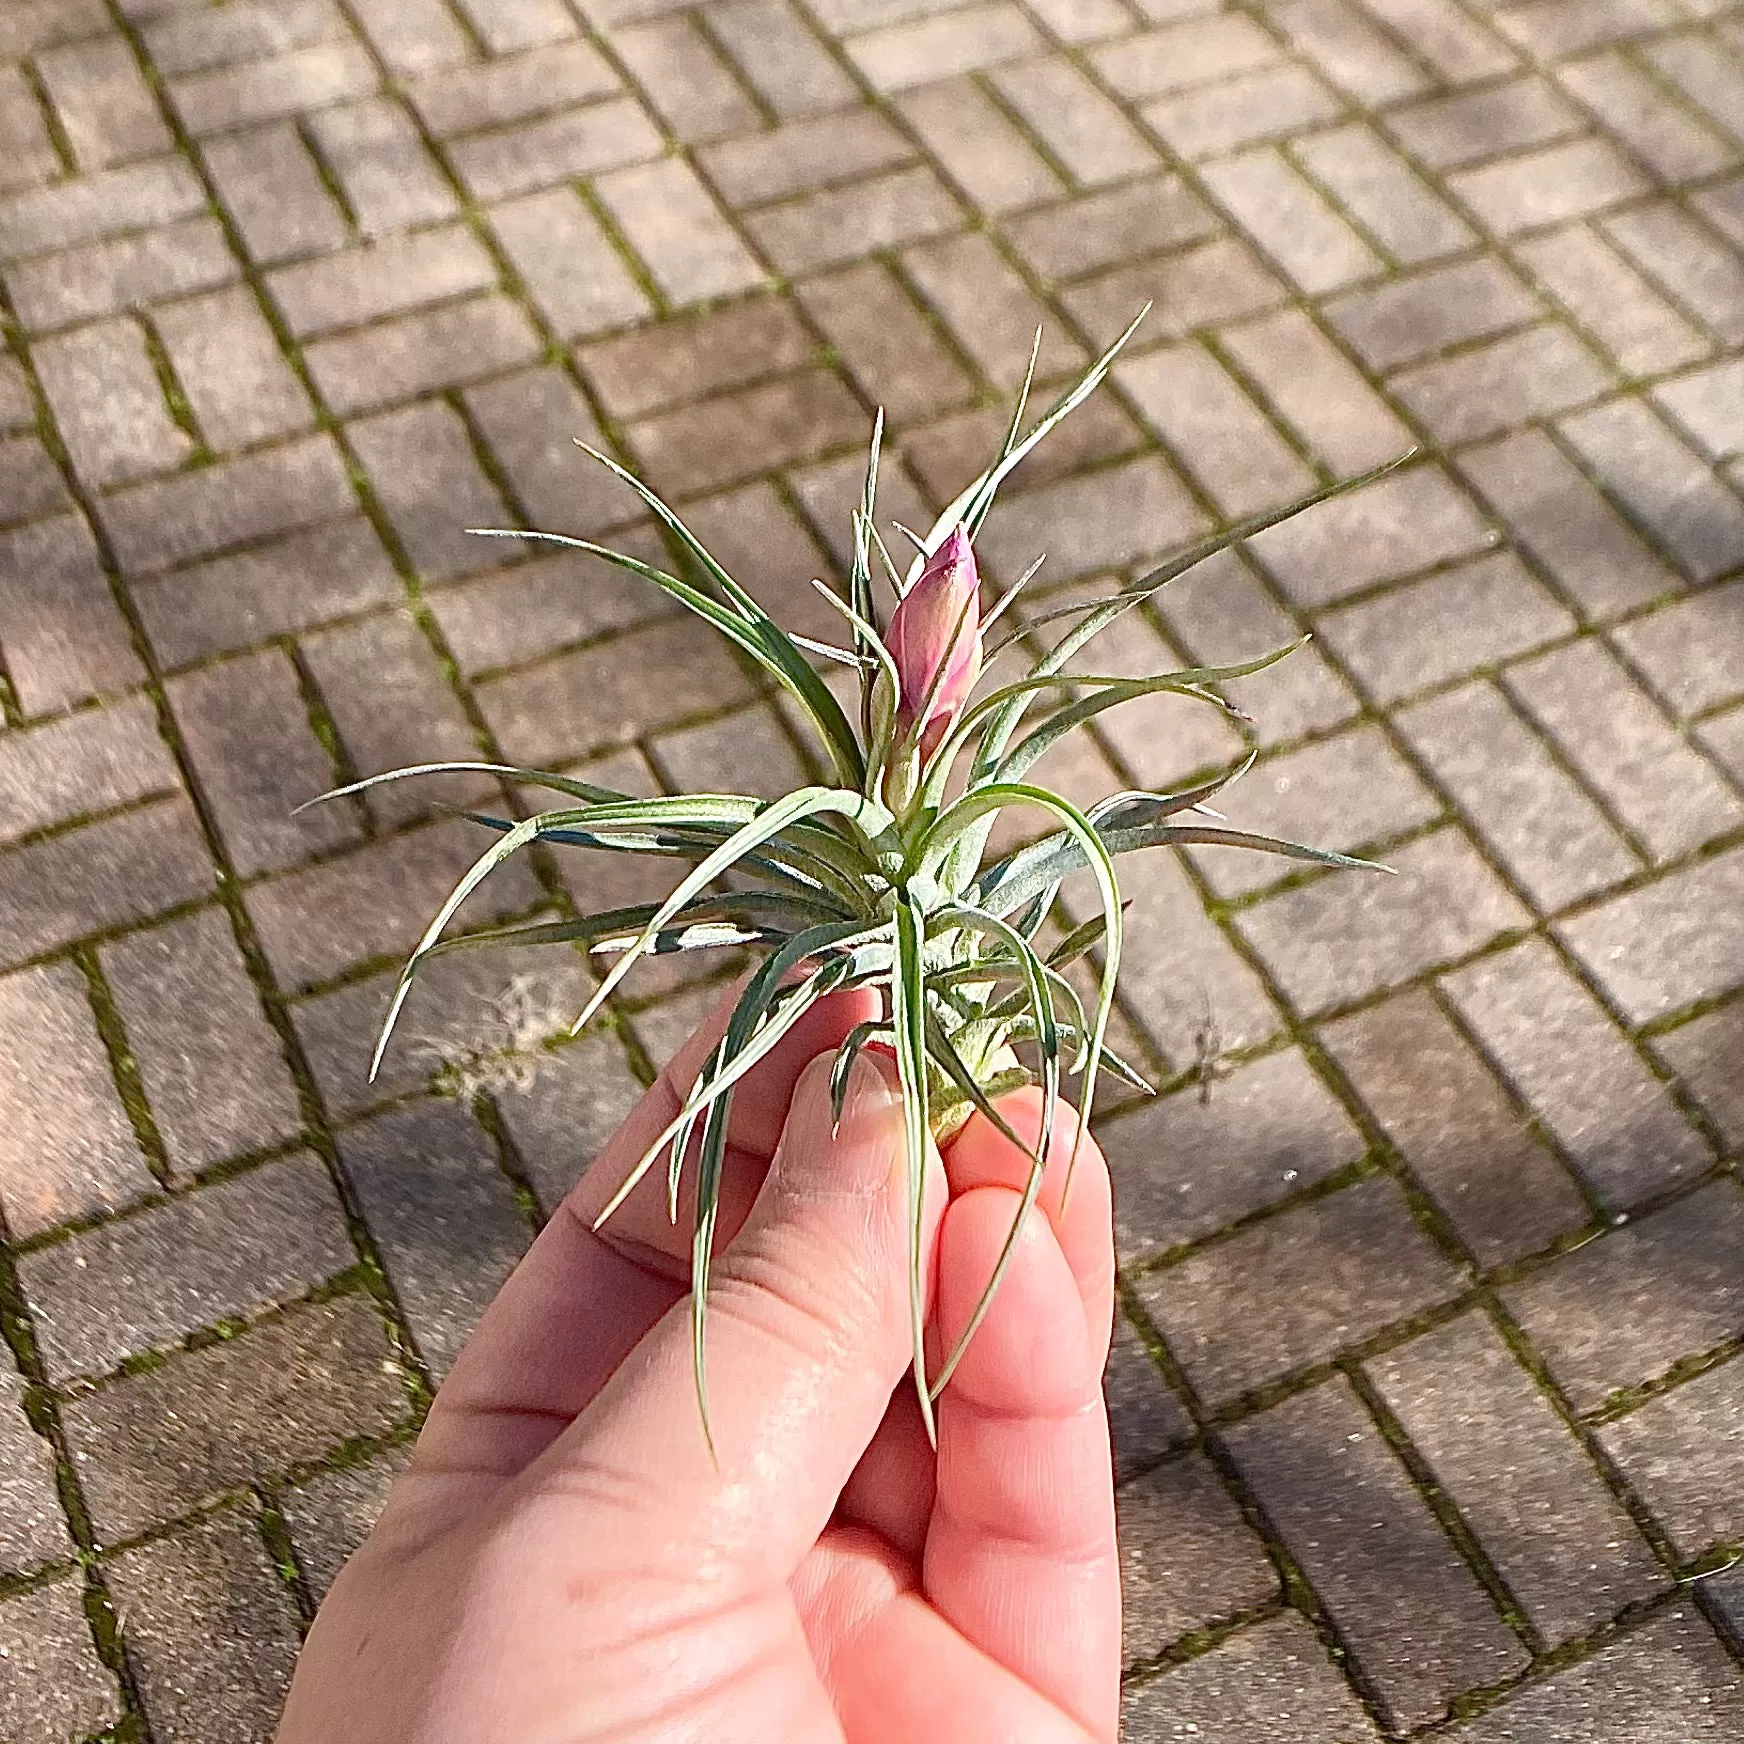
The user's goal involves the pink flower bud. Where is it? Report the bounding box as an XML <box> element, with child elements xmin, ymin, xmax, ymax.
<box><xmin>886</xmin><ymin>527</ymin><xmax>982</xmax><ymax>760</ymax></box>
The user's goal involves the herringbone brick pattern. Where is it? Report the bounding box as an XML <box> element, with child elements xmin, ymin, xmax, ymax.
<box><xmin>1</xmin><ymin>0</ymin><xmax>1742</xmax><ymax>1736</ymax></box>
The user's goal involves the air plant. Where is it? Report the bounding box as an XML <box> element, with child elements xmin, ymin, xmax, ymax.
<box><xmin>307</xmin><ymin>312</ymin><xmax>1389</xmax><ymax>1451</ymax></box>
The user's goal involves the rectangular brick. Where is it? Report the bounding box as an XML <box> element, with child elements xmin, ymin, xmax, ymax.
<box><xmin>745</xmin><ymin>163</ymin><xmax>962</xmax><ymax>273</ymax></box>
<box><xmin>1386</xmin><ymin>75</ymin><xmax>1581</xmax><ymax>170</ymax></box>
<box><xmin>1650</xmin><ymin>1001</ymin><xmax>1744</xmax><ymax>1153</ymax></box>
<box><xmin>340</xmin><ymin>1101</ymin><xmax>531</xmax><ymax>1378</ymax></box>
<box><xmin>1221</xmin><ymin>307</ymin><xmax>1411</xmax><ymax>473</ymax></box>
<box><xmin>1118</xmin><ymin>1451</ymin><xmax>1277</xmax><ymax>1662</ymax></box>
<box><xmin>1136</xmin><ymin>1176</ymin><xmax>1463</xmax><ymax>1405</ymax></box>
<box><xmin>1324</xmin><ymin>988</ymin><xmax>1590</xmax><ymax>1265</ymax></box>
<box><xmin>142</xmin><ymin>0</ymin><xmax>348</xmax><ymax>76</ymax></box>
<box><xmin>0</xmin><ymin>433</ymin><xmax>69</xmax><ymax>525</ymax></box>
<box><xmin>36</xmin><ymin>316</ymin><xmax>190</xmax><ymax>489</ymax></box>
<box><xmin>1560</xmin><ymin>848</ymin><xmax>1744</xmax><ymax>1024</ymax></box>
<box><xmin>153</xmin><ymin>283</ymin><xmax>313</xmax><ymax>452</ymax></box>
<box><xmin>1364</xmin><ymin>0</ymin><xmax>1517</xmax><ymax>82</ymax></box>
<box><xmin>1614</xmin><ymin>579</ymin><xmax>1744</xmax><ymax>718</ymax></box>
<box><xmin>1503</xmin><ymin>1180</ymin><xmax>1744</xmax><ymax>1414</ymax></box>
<box><xmin>1274</xmin><ymin>0</ymin><xmax>1428</xmax><ymax>103</ymax></box>
<box><xmin>1065</xmin><ymin>233</ymin><xmax>1288</xmax><ymax>346</ymax></box>
<box><xmin>107</xmin><ymin>1513</ymin><xmax>301</xmax><ymax>1744</ymax></box>
<box><xmin>0</xmin><ymin>798</ymin><xmax>213</xmax><ymax>969</ymax></box>
<box><xmin>989</xmin><ymin>54</ymin><xmax>1157</xmax><ymax>187</ymax></box>
<box><xmin>100</xmin><ymin>433</ymin><xmax>353</xmax><ymax>575</ymax></box>
<box><xmin>306</xmin><ymin>96</ymin><xmax>457</xmax><ymax>236</ymax></box>
<box><xmin>303</xmin><ymin>611</ymin><xmax>488</xmax><ymax>826</ymax></box>
<box><xmin>477</xmin><ymin>614</ymin><xmax>756</xmax><ymax>766</ymax></box>
<box><xmin>0</xmin><ymin>1579</ymin><xmax>122</xmax><ymax>1744</ymax></box>
<box><xmin>893</xmin><ymin>76</ymin><xmax>1062</xmax><ymax>214</ymax></box>
<box><xmin>283</xmin><ymin>1445</ymin><xmax>409</xmax><ymax>1600</ymax></box>
<box><xmin>1203</xmin><ymin>147</ymin><xmax>1382</xmax><ymax>294</ymax></box>
<box><xmin>1326</xmin><ymin>256</ymin><xmax>1542</xmax><ymax>371</ymax></box>
<box><xmin>1557</xmin><ymin>50</ymin><xmax>1737</xmax><ymax>183</ymax></box>
<box><xmin>1118</xmin><ymin>341</ymin><xmax>1315</xmax><ymax>517</ymax></box>
<box><xmin>448</xmin><ymin>97</ymin><xmax>663</xmax><ymax>201</ymax></box>
<box><xmin>1006</xmin><ymin>177</ymin><xmax>1216</xmax><ymax>283</ymax></box>
<box><xmin>269</xmin><ymin>225</ymin><xmax>494</xmax><ymax>338</ymax></box>
<box><xmin>701</xmin><ymin>109</ymin><xmax>914</xmax><ymax>209</ymax></box>
<box><xmin>709</xmin><ymin>0</ymin><xmax>860</xmax><ymax>117</ymax></box>
<box><xmin>625</xmin><ymin>366</ymin><xmax>864</xmax><ymax>495</ymax></box>
<box><xmin>846</xmin><ymin>3</ymin><xmax>1043</xmax><ymax>92</ymax></box>
<box><xmin>1697</xmin><ymin>702</ymin><xmax>1744</xmax><ymax>787</ymax></box>
<box><xmin>1239</xmin><ymin>827</ymin><xmax>1531</xmax><ymax>1015</ymax></box>
<box><xmin>1604</xmin><ymin>203</ymin><xmax>1744</xmax><ymax>347</ymax></box>
<box><xmin>169</xmin><ymin>41</ymin><xmax>379</xmax><ymax>136</ymax></box>
<box><xmin>1104</xmin><ymin>1048</ymin><xmax>1365</xmax><ymax>1260</ymax></box>
<box><xmin>1</xmin><ymin>0</ymin><xmax>109</xmax><ymax>56</ymax></box>
<box><xmin>0</xmin><ymin>357</ymin><xmax>32</xmax><ymax>429</ymax></box>
<box><xmin>136</xmin><ymin>517</ymin><xmax>399</xmax><ymax>666</ymax></box>
<box><xmin>1394</xmin><ymin>322</ymin><xmax>1613</xmax><ymax>446</ymax></box>
<box><xmin>1092</xmin><ymin>15</ymin><xmax>1281</xmax><ymax>99</ymax></box>
<box><xmin>20</xmin><ymin>1152</ymin><xmax>353</xmax><ymax>1381</ymax></box>
<box><xmin>407</xmin><ymin>41</ymin><xmax>619</xmax><ymax>136</ymax></box>
<box><xmin>487</xmin><ymin>188</ymin><xmax>647</xmax><ymax>339</ymax></box>
<box><xmin>1372</xmin><ymin>1313</ymin><xmax>1662</xmax><ymax>1646</ymax></box>
<box><xmin>1506</xmin><ymin>638</ymin><xmax>1743</xmax><ymax>860</ymax></box>
<box><xmin>103</xmin><ymin>907</ymin><xmax>303</xmax><ymax>1179</ymax></box>
<box><xmin>347</xmin><ymin>398</ymin><xmax>509</xmax><ymax>583</ymax></box>
<box><xmin>1399</xmin><ymin>681</ymin><xmax>1639</xmax><ymax>910</ymax></box>
<box><xmin>1494</xmin><ymin>0</ymin><xmax>1678</xmax><ymax>59</ymax></box>
<box><xmin>1252</xmin><ymin>465</ymin><xmax>1493</xmax><ymax>606</ymax></box>
<box><xmin>1296</xmin><ymin>124</ymin><xmax>1476</xmax><ymax>262</ymax></box>
<box><xmin>1106</xmin><ymin>1312</ymin><xmax>1190</xmax><ymax>1484</ymax></box>
<box><xmin>1653</xmin><ymin>357</ymin><xmax>1744</xmax><ymax>463</ymax></box>
<box><xmin>37</xmin><ymin>34</ymin><xmax>172</xmax><ymax>171</ymax></box>
<box><xmin>5</xmin><ymin>213</ymin><xmax>239</xmax><ymax>334</ymax></box>
<box><xmin>652</xmin><ymin>698</ymin><xmax>810</xmax><ymax>797</ymax></box>
<box><xmin>1444</xmin><ymin>938</ymin><xmax>1710</xmax><ymax>1208</ymax></box>
<box><xmin>453</xmin><ymin>0</ymin><xmax>577</xmax><ymax>53</ymax></box>
<box><xmin>1145</xmin><ymin>62</ymin><xmax>1346</xmax><ymax>159</ymax></box>
<box><xmin>0</xmin><ymin>694</ymin><xmax>176</xmax><ymax>848</ymax></box>
<box><xmin>0</xmin><ymin>62</ymin><xmax>59</xmax><ymax>195</ymax></box>
<box><xmin>1225</xmin><ymin>1377</ymin><xmax>1527</xmax><ymax>1729</ymax></box>
<box><xmin>66</xmin><ymin>1293</ymin><xmax>406</xmax><ymax>1540</ymax></box>
<box><xmin>1597</xmin><ymin>1357</ymin><xmax>1744</xmax><ymax>1560</ymax></box>
<box><xmin>1450</xmin><ymin>137</ymin><xmax>1648</xmax><ymax>235</ymax></box>
<box><xmin>596</xmin><ymin>157</ymin><xmax>765</xmax><ymax>305</ymax></box>
<box><xmin>348</xmin><ymin>0</ymin><xmax>473</xmax><ymax>75</ymax></box>
<box><xmin>615</xmin><ymin>14</ymin><xmax>761</xmax><ymax>143</ymax></box>
<box><xmin>797</xmin><ymin>261</ymin><xmax>973</xmax><ymax>425</ymax></box>
<box><xmin>1456</xmin><ymin>430</ymin><xmax>1671</xmax><ymax>617</ymax></box>
<box><xmin>200</xmin><ymin>120</ymin><xmax>349</xmax><ymax>265</ymax></box>
<box><xmin>306</xmin><ymin>294</ymin><xmax>544</xmax><ymax>415</ymax></box>
<box><xmin>245</xmin><ymin>816</ymin><xmax>544</xmax><ymax>992</ymax></box>
<box><xmin>0</xmin><ymin>959</ymin><xmax>156</xmax><ymax>1240</ymax></box>
<box><xmin>0</xmin><ymin>156</ymin><xmax>203</xmax><ymax>260</ymax></box>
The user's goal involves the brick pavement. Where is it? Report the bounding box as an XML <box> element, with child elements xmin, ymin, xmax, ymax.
<box><xmin>1</xmin><ymin>0</ymin><xmax>1743</xmax><ymax>1736</ymax></box>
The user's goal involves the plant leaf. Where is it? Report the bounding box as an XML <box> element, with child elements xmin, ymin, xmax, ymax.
<box><xmin>891</xmin><ymin>896</ymin><xmax>937</xmax><ymax>1447</ymax></box>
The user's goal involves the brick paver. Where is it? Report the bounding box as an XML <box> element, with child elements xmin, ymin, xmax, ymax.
<box><xmin>0</xmin><ymin>1</ymin><xmax>1740</xmax><ymax>1737</ymax></box>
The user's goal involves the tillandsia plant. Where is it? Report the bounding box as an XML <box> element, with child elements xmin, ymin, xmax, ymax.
<box><xmin>306</xmin><ymin>310</ymin><xmax>1391</xmax><ymax>1452</ymax></box>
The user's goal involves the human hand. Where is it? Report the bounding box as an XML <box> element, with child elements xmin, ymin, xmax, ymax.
<box><xmin>277</xmin><ymin>981</ymin><xmax>1122</xmax><ymax>1743</ymax></box>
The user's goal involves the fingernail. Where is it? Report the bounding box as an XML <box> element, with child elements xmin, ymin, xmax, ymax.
<box><xmin>809</xmin><ymin>1052</ymin><xmax>901</xmax><ymax>1194</ymax></box>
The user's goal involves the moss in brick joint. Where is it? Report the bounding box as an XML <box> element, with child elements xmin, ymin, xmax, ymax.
<box><xmin>75</xmin><ymin>949</ymin><xmax>174</xmax><ymax>1189</ymax></box>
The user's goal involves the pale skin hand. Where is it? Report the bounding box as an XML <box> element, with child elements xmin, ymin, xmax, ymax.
<box><xmin>277</xmin><ymin>983</ymin><xmax>1122</xmax><ymax>1743</ymax></box>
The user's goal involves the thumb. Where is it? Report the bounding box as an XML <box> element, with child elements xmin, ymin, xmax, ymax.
<box><xmin>541</xmin><ymin>1049</ymin><xmax>944</xmax><ymax>1582</ymax></box>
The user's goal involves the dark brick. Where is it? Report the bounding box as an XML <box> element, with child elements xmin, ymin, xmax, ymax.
<box><xmin>1105</xmin><ymin>1311</ymin><xmax>1191</xmax><ymax>1483</ymax></box>
<box><xmin>1505</xmin><ymin>640</ymin><xmax>1743</xmax><ymax>862</ymax></box>
<box><xmin>1119</xmin><ymin>1452</ymin><xmax>1277</xmax><ymax>1664</ymax></box>
<box><xmin>1372</xmin><ymin>1313</ymin><xmax>1665</xmax><ymax>1644</ymax></box>
<box><xmin>1651</xmin><ymin>1002</ymin><xmax>1744</xmax><ymax>1154</ymax></box>
<box><xmin>1121</xmin><ymin>1611</ymin><xmax>1382</xmax><ymax>1743</ymax></box>
<box><xmin>1501</xmin><ymin>1180</ymin><xmax>1744</xmax><ymax>1414</ymax></box>
<box><xmin>282</xmin><ymin>1444</ymin><xmax>410</xmax><ymax>1600</ymax></box>
<box><xmin>102</xmin><ymin>908</ymin><xmax>302</xmax><ymax>1179</ymax></box>
<box><xmin>1446</xmin><ymin>1607</ymin><xmax>1744</xmax><ymax>1740</ymax></box>
<box><xmin>340</xmin><ymin>1100</ymin><xmax>531</xmax><ymax>1379</ymax></box>
<box><xmin>0</xmin><ymin>1578</ymin><xmax>122</xmax><ymax>1744</ymax></box>
<box><xmin>1322</xmin><ymin>990</ymin><xmax>1591</xmax><ymax>1267</ymax></box>
<box><xmin>1443</xmin><ymin>939</ymin><xmax>1710</xmax><ymax>1211</ymax></box>
<box><xmin>1558</xmin><ymin>848</ymin><xmax>1744</xmax><ymax>1025</ymax></box>
<box><xmin>107</xmin><ymin>1510</ymin><xmax>302</xmax><ymax>1744</ymax></box>
<box><xmin>65</xmin><ymin>1293</ymin><xmax>408</xmax><ymax>1541</ymax></box>
<box><xmin>1598</xmin><ymin>1356</ymin><xmax>1744</xmax><ymax>1562</ymax></box>
<box><xmin>1316</xmin><ymin>551</ymin><xmax>1577</xmax><ymax>704</ymax></box>
<box><xmin>346</xmin><ymin>398</ymin><xmax>511</xmax><ymax>583</ymax></box>
<box><xmin>1225</xmin><ymin>1377</ymin><xmax>1528</xmax><ymax>1729</ymax></box>
<box><xmin>1134</xmin><ymin>1177</ymin><xmax>1465</xmax><ymax>1407</ymax></box>
<box><xmin>134</xmin><ymin>517</ymin><xmax>401</xmax><ymax>666</ymax></box>
<box><xmin>305</xmin><ymin>295</ymin><xmax>543</xmax><ymax>417</ymax></box>
<box><xmin>0</xmin><ymin>514</ymin><xmax>142</xmax><ymax>715</ymax></box>
<box><xmin>1103</xmin><ymin>1050</ymin><xmax>1365</xmax><ymax>1262</ymax></box>
<box><xmin>0</xmin><ymin>1366</ymin><xmax>70</xmax><ymax>1573</ymax></box>
<box><xmin>20</xmin><ymin>1152</ymin><xmax>354</xmax><ymax>1382</ymax></box>
<box><xmin>0</xmin><ymin>799</ymin><xmax>215</xmax><ymax>970</ymax></box>
<box><xmin>1397</xmin><ymin>681</ymin><xmax>1640</xmax><ymax>911</ymax></box>
<box><xmin>1237</xmin><ymin>828</ymin><xmax>1530</xmax><ymax>1017</ymax></box>
<box><xmin>99</xmin><ymin>434</ymin><xmax>354</xmax><ymax>576</ymax></box>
